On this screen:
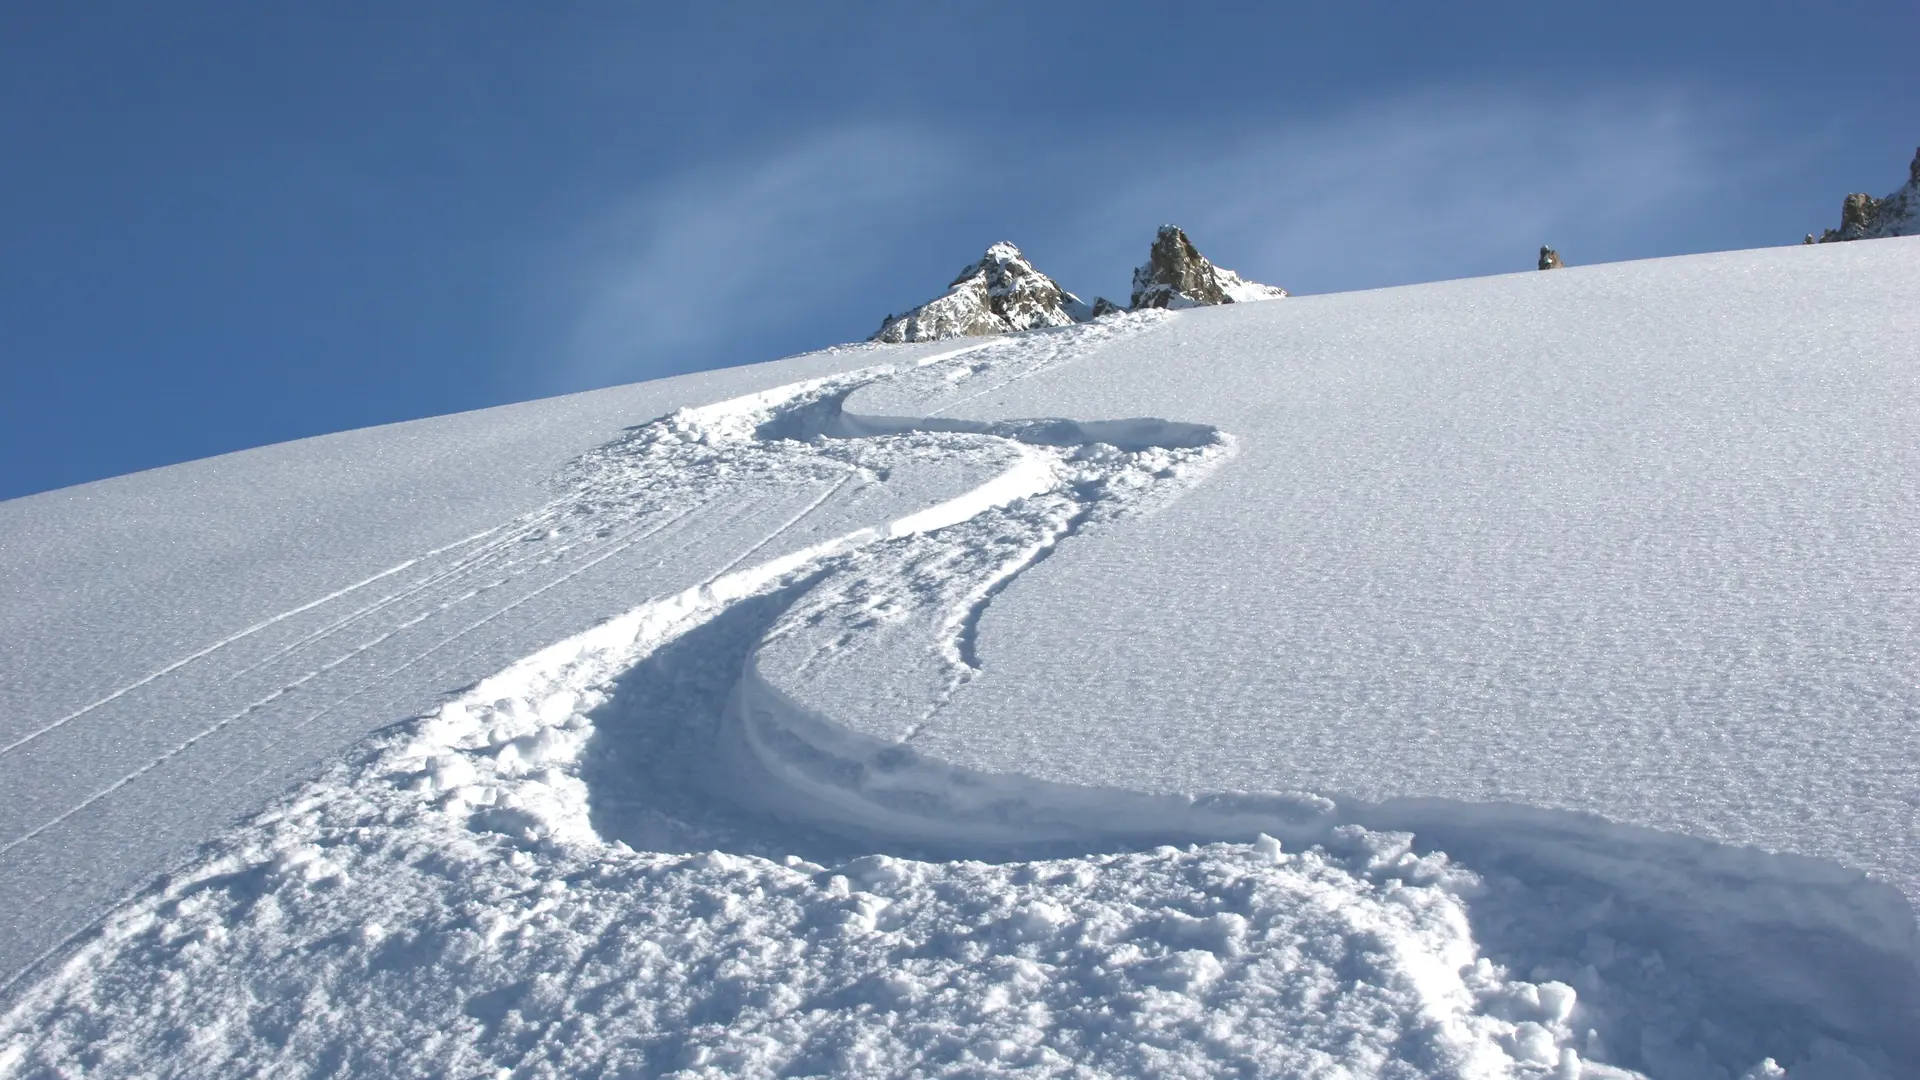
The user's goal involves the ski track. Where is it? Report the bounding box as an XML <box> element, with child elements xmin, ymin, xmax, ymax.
<box><xmin>217</xmin><ymin>512</ymin><xmax>574</xmax><ymax>686</ymax></box>
<box><xmin>1</xmin><ymin>382</ymin><xmax>872</xmax><ymax>853</ymax></box>
<box><xmin>0</xmin><ymin>488</ymin><xmax>733</xmax><ymax>856</ymax></box>
<box><xmin>1</xmin><ymin>320</ymin><xmax>1908</xmax><ymax>1080</ymax></box>
<box><xmin>0</xmin><ymin>527</ymin><xmax>507</xmax><ymax>761</ymax></box>
<box><xmin>898</xmin><ymin>501</ymin><xmax>1097</xmax><ymax>745</ymax></box>
<box><xmin>242</xmin><ymin>486</ymin><xmax>750</xmax><ymax>765</ymax></box>
<box><xmin>0</xmin><ymin>467</ymin><xmax>836</xmax><ymax>998</ymax></box>
<box><xmin>709</xmin><ymin>473</ymin><xmax>855</xmax><ymax>581</ymax></box>
<box><xmin>920</xmin><ymin>327</ymin><xmax>1109</xmax><ymax>420</ymax></box>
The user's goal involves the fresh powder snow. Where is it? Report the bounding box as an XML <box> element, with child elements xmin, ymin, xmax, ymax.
<box><xmin>1</xmin><ymin>238</ymin><xmax>1917</xmax><ymax>1079</ymax></box>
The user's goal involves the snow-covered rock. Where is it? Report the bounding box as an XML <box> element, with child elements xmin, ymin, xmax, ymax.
<box><xmin>869</xmin><ymin>242</ymin><xmax>1091</xmax><ymax>343</ymax></box>
<box><xmin>1811</xmin><ymin>146</ymin><xmax>1920</xmax><ymax>242</ymax></box>
<box><xmin>1128</xmin><ymin>224</ymin><xmax>1287</xmax><ymax>309</ymax></box>
<box><xmin>869</xmin><ymin>228</ymin><xmax>1283</xmax><ymax>340</ymax></box>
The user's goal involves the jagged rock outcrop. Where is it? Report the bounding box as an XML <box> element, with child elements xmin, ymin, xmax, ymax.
<box><xmin>1811</xmin><ymin>147</ymin><xmax>1920</xmax><ymax>243</ymax></box>
<box><xmin>1538</xmin><ymin>246</ymin><xmax>1564</xmax><ymax>270</ymax></box>
<box><xmin>870</xmin><ymin>243</ymin><xmax>1091</xmax><ymax>344</ymax></box>
<box><xmin>1129</xmin><ymin>226</ymin><xmax>1286</xmax><ymax>309</ymax></box>
<box><xmin>870</xmin><ymin>227</ymin><xmax>1286</xmax><ymax>344</ymax></box>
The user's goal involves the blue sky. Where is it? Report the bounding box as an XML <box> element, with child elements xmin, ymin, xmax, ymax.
<box><xmin>3</xmin><ymin>3</ymin><xmax>1915</xmax><ymax>500</ymax></box>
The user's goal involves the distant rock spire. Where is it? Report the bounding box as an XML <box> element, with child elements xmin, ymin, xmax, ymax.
<box><xmin>1538</xmin><ymin>246</ymin><xmax>1564</xmax><ymax>270</ymax></box>
<box><xmin>1811</xmin><ymin>146</ymin><xmax>1920</xmax><ymax>243</ymax></box>
<box><xmin>1128</xmin><ymin>226</ymin><xmax>1286</xmax><ymax>310</ymax></box>
<box><xmin>868</xmin><ymin>227</ymin><xmax>1287</xmax><ymax>345</ymax></box>
<box><xmin>870</xmin><ymin>243</ymin><xmax>1091</xmax><ymax>344</ymax></box>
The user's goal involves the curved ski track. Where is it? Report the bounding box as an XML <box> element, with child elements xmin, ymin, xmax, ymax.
<box><xmin>5</xmin><ymin>312</ymin><xmax>1916</xmax><ymax>1079</ymax></box>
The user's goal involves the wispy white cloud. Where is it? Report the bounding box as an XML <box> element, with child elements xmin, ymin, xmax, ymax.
<box><xmin>541</xmin><ymin>125</ymin><xmax>965</xmax><ymax>391</ymax></box>
<box><xmin>1050</xmin><ymin>87</ymin><xmax>1752</xmax><ymax>297</ymax></box>
<box><xmin>527</xmin><ymin>86</ymin><xmax>1769</xmax><ymax>395</ymax></box>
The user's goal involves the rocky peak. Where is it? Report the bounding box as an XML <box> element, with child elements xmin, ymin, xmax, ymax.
<box><xmin>1538</xmin><ymin>246</ymin><xmax>1564</xmax><ymax>270</ymax></box>
<box><xmin>1811</xmin><ymin>146</ymin><xmax>1920</xmax><ymax>243</ymax></box>
<box><xmin>869</xmin><ymin>226</ymin><xmax>1287</xmax><ymax>345</ymax></box>
<box><xmin>1129</xmin><ymin>225</ymin><xmax>1286</xmax><ymax>310</ymax></box>
<box><xmin>870</xmin><ymin>242</ymin><xmax>1091</xmax><ymax>344</ymax></box>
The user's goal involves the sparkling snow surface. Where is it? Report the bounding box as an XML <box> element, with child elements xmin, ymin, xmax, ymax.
<box><xmin>3</xmin><ymin>240</ymin><xmax>1917</xmax><ymax>1079</ymax></box>
<box><xmin>836</xmin><ymin>240</ymin><xmax>1920</xmax><ymax>896</ymax></box>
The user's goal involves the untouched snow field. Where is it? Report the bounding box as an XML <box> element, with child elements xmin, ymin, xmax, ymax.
<box><xmin>2</xmin><ymin>239</ymin><xmax>1916</xmax><ymax>1078</ymax></box>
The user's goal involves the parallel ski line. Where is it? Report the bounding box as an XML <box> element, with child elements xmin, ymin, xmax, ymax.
<box><xmin>243</xmin><ymin>435</ymin><xmax>1044</xmax><ymax>784</ymax></box>
<box><xmin>709</xmin><ymin>472</ymin><xmax>855</xmax><ymax>581</ymax></box>
<box><xmin>218</xmin><ymin>516</ymin><xmax>566</xmax><ymax>686</ymax></box>
<box><xmin>0</xmin><ymin>349</ymin><xmax>1017</xmax><ymax>994</ymax></box>
<box><xmin>217</xmin><ymin>500</ymin><xmax>640</xmax><ymax>688</ymax></box>
<box><xmin>232</xmin><ymin>487</ymin><xmax>746</xmax><ymax>759</ymax></box>
<box><xmin>199</xmin><ymin>491</ymin><xmax>759</xmax><ymax>795</ymax></box>
<box><xmin>0</xmin><ymin>497</ymin><xmax>729</xmax><ymax>860</ymax></box>
<box><xmin>0</xmin><ymin>527</ymin><xmax>505</xmax><ymax>762</ymax></box>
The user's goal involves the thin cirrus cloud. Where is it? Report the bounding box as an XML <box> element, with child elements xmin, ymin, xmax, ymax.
<box><xmin>1052</xmin><ymin>87</ymin><xmax>1750</xmax><ymax>299</ymax></box>
<box><xmin>547</xmin><ymin>125</ymin><xmax>963</xmax><ymax>393</ymax></box>
<box><xmin>538</xmin><ymin>88</ymin><xmax>1758</xmax><ymax>395</ymax></box>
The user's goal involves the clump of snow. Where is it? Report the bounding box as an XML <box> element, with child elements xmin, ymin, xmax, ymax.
<box><xmin>0</xmin><ymin>794</ymin><xmax>1609</xmax><ymax>1079</ymax></box>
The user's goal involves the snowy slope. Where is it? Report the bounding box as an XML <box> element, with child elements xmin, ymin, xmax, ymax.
<box><xmin>0</xmin><ymin>339</ymin><xmax>973</xmax><ymax>989</ymax></box>
<box><xmin>824</xmin><ymin>238</ymin><xmax>1920</xmax><ymax>895</ymax></box>
<box><xmin>3</xmin><ymin>239</ymin><xmax>1918</xmax><ymax>1079</ymax></box>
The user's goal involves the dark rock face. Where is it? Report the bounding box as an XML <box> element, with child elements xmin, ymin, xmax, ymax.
<box><xmin>1089</xmin><ymin>297</ymin><xmax>1123</xmax><ymax>319</ymax></box>
<box><xmin>1133</xmin><ymin>227</ymin><xmax>1231</xmax><ymax>307</ymax></box>
<box><xmin>1538</xmin><ymin>246</ymin><xmax>1565</xmax><ymax>270</ymax></box>
<box><xmin>871</xmin><ymin>243</ymin><xmax>1091</xmax><ymax>343</ymax></box>
<box><xmin>1128</xmin><ymin>226</ymin><xmax>1286</xmax><ymax>310</ymax></box>
<box><xmin>1839</xmin><ymin>193</ymin><xmax>1881</xmax><ymax>234</ymax></box>
<box><xmin>1814</xmin><ymin>147</ymin><xmax>1920</xmax><ymax>243</ymax></box>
